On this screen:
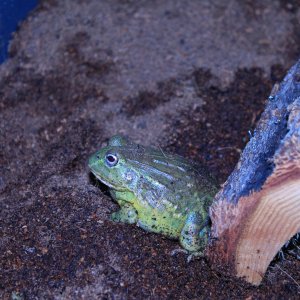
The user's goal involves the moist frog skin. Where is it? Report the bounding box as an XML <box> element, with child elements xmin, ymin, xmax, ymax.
<box><xmin>88</xmin><ymin>135</ymin><xmax>218</xmax><ymax>254</ymax></box>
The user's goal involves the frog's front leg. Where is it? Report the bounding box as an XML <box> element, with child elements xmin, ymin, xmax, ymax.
<box><xmin>179</xmin><ymin>212</ymin><xmax>209</xmax><ymax>254</ymax></box>
<box><xmin>111</xmin><ymin>203</ymin><xmax>138</xmax><ymax>224</ymax></box>
<box><xmin>110</xmin><ymin>189</ymin><xmax>135</xmax><ymax>205</ymax></box>
<box><xmin>110</xmin><ymin>190</ymin><xmax>138</xmax><ymax>224</ymax></box>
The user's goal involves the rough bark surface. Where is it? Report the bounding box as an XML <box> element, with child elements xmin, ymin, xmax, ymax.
<box><xmin>210</xmin><ymin>60</ymin><xmax>300</xmax><ymax>285</ymax></box>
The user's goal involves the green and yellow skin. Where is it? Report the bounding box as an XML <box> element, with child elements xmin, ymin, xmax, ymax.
<box><xmin>88</xmin><ymin>135</ymin><xmax>218</xmax><ymax>254</ymax></box>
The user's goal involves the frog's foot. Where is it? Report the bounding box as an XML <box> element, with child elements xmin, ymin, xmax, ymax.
<box><xmin>170</xmin><ymin>248</ymin><xmax>188</xmax><ymax>256</ymax></box>
<box><xmin>186</xmin><ymin>251</ymin><xmax>204</xmax><ymax>263</ymax></box>
<box><xmin>110</xmin><ymin>204</ymin><xmax>138</xmax><ymax>224</ymax></box>
<box><xmin>170</xmin><ymin>248</ymin><xmax>204</xmax><ymax>263</ymax></box>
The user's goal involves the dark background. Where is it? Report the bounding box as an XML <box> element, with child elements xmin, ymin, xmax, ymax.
<box><xmin>0</xmin><ymin>0</ymin><xmax>38</xmax><ymax>63</ymax></box>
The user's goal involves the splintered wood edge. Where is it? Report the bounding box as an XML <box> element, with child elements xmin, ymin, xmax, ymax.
<box><xmin>210</xmin><ymin>98</ymin><xmax>300</xmax><ymax>285</ymax></box>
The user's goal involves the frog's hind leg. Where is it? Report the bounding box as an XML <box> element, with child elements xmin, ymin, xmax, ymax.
<box><xmin>110</xmin><ymin>203</ymin><xmax>138</xmax><ymax>224</ymax></box>
<box><xmin>179</xmin><ymin>212</ymin><xmax>206</xmax><ymax>252</ymax></box>
<box><xmin>177</xmin><ymin>212</ymin><xmax>211</xmax><ymax>262</ymax></box>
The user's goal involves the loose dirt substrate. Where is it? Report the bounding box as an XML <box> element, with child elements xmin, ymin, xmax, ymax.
<box><xmin>1</xmin><ymin>0</ymin><xmax>299</xmax><ymax>299</ymax></box>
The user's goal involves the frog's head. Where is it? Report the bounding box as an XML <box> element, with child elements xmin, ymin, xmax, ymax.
<box><xmin>88</xmin><ymin>135</ymin><xmax>139</xmax><ymax>192</ymax></box>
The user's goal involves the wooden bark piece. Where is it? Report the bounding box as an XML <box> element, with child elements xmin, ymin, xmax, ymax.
<box><xmin>209</xmin><ymin>60</ymin><xmax>300</xmax><ymax>285</ymax></box>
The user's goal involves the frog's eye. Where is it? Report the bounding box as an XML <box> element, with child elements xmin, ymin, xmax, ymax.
<box><xmin>105</xmin><ymin>154</ymin><xmax>119</xmax><ymax>167</ymax></box>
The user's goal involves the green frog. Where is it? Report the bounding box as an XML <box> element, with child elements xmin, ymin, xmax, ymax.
<box><xmin>88</xmin><ymin>135</ymin><xmax>218</xmax><ymax>254</ymax></box>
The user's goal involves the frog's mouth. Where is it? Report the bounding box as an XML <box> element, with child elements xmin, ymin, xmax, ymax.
<box><xmin>90</xmin><ymin>170</ymin><xmax>126</xmax><ymax>191</ymax></box>
<box><xmin>91</xmin><ymin>171</ymin><xmax>115</xmax><ymax>188</ymax></box>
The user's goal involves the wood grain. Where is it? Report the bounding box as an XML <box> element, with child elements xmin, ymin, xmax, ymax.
<box><xmin>236</xmin><ymin>99</ymin><xmax>300</xmax><ymax>284</ymax></box>
<box><xmin>209</xmin><ymin>60</ymin><xmax>300</xmax><ymax>285</ymax></box>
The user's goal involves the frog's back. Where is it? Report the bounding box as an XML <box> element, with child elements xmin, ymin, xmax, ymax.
<box><xmin>118</xmin><ymin>144</ymin><xmax>218</xmax><ymax>212</ymax></box>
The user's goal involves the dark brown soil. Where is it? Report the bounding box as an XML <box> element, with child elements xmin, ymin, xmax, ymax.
<box><xmin>0</xmin><ymin>0</ymin><xmax>299</xmax><ymax>299</ymax></box>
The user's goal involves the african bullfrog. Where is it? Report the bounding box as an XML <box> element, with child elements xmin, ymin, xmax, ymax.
<box><xmin>88</xmin><ymin>135</ymin><xmax>218</xmax><ymax>254</ymax></box>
